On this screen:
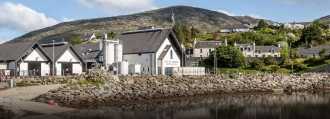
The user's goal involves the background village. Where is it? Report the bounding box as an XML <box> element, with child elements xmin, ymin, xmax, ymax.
<box><xmin>1</xmin><ymin>5</ymin><xmax>330</xmax><ymax>118</ymax></box>
<box><xmin>0</xmin><ymin>18</ymin><xmax>330</xmax><ymax>79</ymax></box>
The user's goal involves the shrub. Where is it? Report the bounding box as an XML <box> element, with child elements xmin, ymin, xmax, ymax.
<box><xmin>264</xmin><ymin>57</ymin><xmax>277</xmax><ymax>65</ymax></box>
<box><xmin>270</xmin><ymin>65</ymin><xmax>281</xmax><ymax>72</ymax></box>
<box><xmin>205</xmin><ymin>46</ymin><xmax>245</xmax><ymax>68</ymax></box>
<box><xmin>250</xmin><ymin>58</ymin><xmax>265</xmax><ymax>69</ymax></box>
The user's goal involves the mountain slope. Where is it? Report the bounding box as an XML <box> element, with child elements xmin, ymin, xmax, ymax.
<box><xmin>8</xmin><ymin>5</ymin><xmax>258</xmax><ymax>43</ymax></box>
<box><xmin>318</xmin><ymin>15</ymin><xmax>330</xmax><ymax>24</ymax></box>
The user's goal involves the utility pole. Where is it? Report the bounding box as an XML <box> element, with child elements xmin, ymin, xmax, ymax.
<box><xmin>52</xmin><ymin>40</ymin><xmax>55</xmax><ymax>76</ymax></box>
<box><xmin>213</xmin><ymin>50</ymin><xmax>217</xmax><ymax>75</ymax></box>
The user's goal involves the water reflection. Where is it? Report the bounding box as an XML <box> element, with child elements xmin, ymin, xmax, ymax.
<box><xmin>2</xmin><ymin>92</ymin><xmax>330</xmax><ymax>119</ymax></box>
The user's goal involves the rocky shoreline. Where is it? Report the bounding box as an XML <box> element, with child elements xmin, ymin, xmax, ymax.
<box><xmin>32</xmin><ymin>73</ymin><xmax>330</xmax><ymax>108</ymax></box>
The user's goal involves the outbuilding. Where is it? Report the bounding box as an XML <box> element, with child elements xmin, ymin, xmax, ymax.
<box><xmin>119</xmin><ymin>28</ymin><xmax>185</xmax><ymax>75</ymax></box>
<box><xmin>42</xmin><ymin>43</ymin><xmax>84</xmax><ymax>76</ymax></box>
<box><xmin>0</xmin><ymin>42</ymin><xmax>52</xmax><ymax>76</ymax></box>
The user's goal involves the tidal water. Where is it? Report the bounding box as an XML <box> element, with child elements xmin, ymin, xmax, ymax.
<box><xmin>2</xmin><ymin>92</ymin><xmax>330</xmax><ymax>119</ymax></box>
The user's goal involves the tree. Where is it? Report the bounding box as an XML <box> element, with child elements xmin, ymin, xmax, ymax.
<box><xmin>299</xmin><ymin>22</ymin><xmax>323</xmax><ymax>47</ymax></box>
<box><xmin>205</xmin><ymin>46</ymin><xmax>245</xmax><ymax>68</ymax></box>
<box><xmin>250</xmin><ymin>58</ymin><xmax>265</xmax><ymax>69</ymax></box>
<box><xmin>264</xmin><ymin>57</ymin><xmax>277</xmax><ymax>65</ymax></box>
<box><xmin>107</xmin><ymin>32</ymin><xmax>117</xmax><ymax>39</ymax></box>
<box><xmin>319</xmin><ymin>49</ymin><xmax>327</xmax><ymax>58</ymax></box>
<box><xmin>69</xmin><ymin>35</ymin><xmax>83</xmax><ymax>45</ymax></box>
<box><xmin>255</xmin><ymin>20</ymin><xmax>269</xmax><ymax>30</ymax></box>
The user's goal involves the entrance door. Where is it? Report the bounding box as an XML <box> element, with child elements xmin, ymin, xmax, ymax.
<box><xmin>165</xmin><ymin>67</ymin><xmax>174</xmax><ymax>75</ymax></box>
<box><xmin>62</xmin><ymin>63</ymin><xmax>72</xmax><ymax>76</ymax></box>
<box><xmin>28</xmin><ymin>62</ymin><xmax>41</xmax><ymax>76</ymax></box>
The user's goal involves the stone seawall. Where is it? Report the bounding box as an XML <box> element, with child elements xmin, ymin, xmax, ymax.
<box><xmin>34</xmin><ymin>73</ymin><xmax>330</xmax><ymax>108</ymax></box>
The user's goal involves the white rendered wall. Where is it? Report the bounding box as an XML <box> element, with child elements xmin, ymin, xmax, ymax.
<box><xmin>19</xmin><ymin>62</ymin><xmax>28</xmax><ymax>76</ymax></box>
<box><xmin>72</xmin><ymin>63</ymin><xmax>83</xmax><ymax>74</ymax></box>
<box><xmin>193</xmin><ymin>48</ymin><xmax>215</xmax><ymax>58</ymax></box>
<box><xmin>57</xmin><ymin>49</ymin><xmax>80</xmax><ymax>62</ymax></box>
<box><xmin>56</xmin><ymin>62</ymin><xmax>62</xmax><ymax>76</ymax></box>
<box><xmin>41</xmin><ymin>63</ymin><xmax>50</xmax><ymax>76</ymax></box>
<box><xmin>56</xmin><ymin>48</ymin><xmax>82</xmax><ymax>76</ymax></box>
<box><xmin>0</xmin><ymin>63</ymin><xmax>7</xmax><ymax>69</ymax></box>
<box><xmin>160</xmin><ymin>47</ymin><xmax>181</xmax><ymax>75</ymax></box>
<box><xmin>123</xmin><ymin>53</ymin><xmax>153</xmax><ymax>74</ymax></box>
<box><xmin>24</xmin><ymin>48</ymin><xmax>48</xmax><ymax>62</ymax></box>
<box><xmin>156</xmin><ymin>37</ymin><xmax>181</xmax><ymax>75</ymax></box>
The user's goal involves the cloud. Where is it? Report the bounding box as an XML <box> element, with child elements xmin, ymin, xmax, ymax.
<box><xmin>217</xmin><ymin>9</ymin><xmax>235</xmax><ymax>16</ymax></box>
<box><xmin>246</xmin><ymin>14</ymin><xmax>267</xmax><ymax>19</ymax></box>
<box><xmin>0</xmin><ymin>2</ymin><xmax>59</xmax><ymax>32</ymax></box>
<box><xmin>78</xmin><ymin>0</ymin><xmax>157</xmax><ymax>14</ymax></box>
<box><xmin>217</xmin><ymin>9</ymin><xmax>266</xmax><ymax>19</ymax></box>
<box><xmin>276</xmin><ymin>0</ymin><xmax>330</xmax><ymax>5</ymax></box>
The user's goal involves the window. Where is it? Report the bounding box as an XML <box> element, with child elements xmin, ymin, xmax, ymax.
<box><xmin>200</xmin><ymin>49</ymin><xmax>203</xmax><ymax>53</ymax></box>
<box><xmin>170</xmin><ymin>50</ymin><xmax>173</xmax><ymax>59</ymax></box>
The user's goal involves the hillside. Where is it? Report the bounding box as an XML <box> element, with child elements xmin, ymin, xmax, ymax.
<box><xmin>317</xmin><ymin>15</ymin><xmax>330</xmax><ymax>24</ymax></box>
<box><xmin>8</xmin><ymin>5</ymin><xmax>262</xmax><ymax>43</ymax></box>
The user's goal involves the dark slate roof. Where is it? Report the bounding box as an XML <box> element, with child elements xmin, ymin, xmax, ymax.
<box><xmin>298</xmin><ymin>45</ymin><xmax>330</xmax><ymax>56</ymax></box>
<box><xmin>119</xmin><ymin>29</ymin><xmax>182</xmax><ymax>54</ymax></box>
<box><xmin>42</xmin><ymin>44</ymin><xmax>70</xmax><ymax>61</ymax></box>
<box><xmin>255</xmin><ymin>46</ymin><xmax>281</xmax><ymax>52</ymax></box>
<box><xmin>195</xmin><ymin>41</ymin><xmax>223</xmax><ymax>48</ymax></box>
<box><xmin>42</xmin><ymin>44</ymin><xmax>83</xmax><ymax>63</ymax></box>
<box><xmin>158</xmin><ymin>45</ymin><xmax>171</xmax><ymax>60</ymax></box>
<box><xmin>0</xmin><ymin>42</ymin><xmax>37</xmax><ymax>61</ymax></box>
<box><xmin>73</xmin><ymin>43</ymin><xmax>101</xmax><ymax>63</ymax></box>
<box><xmin>235</xmin><ymin>43</ymin><xmax>253</xmax><ymax>47</ymax></box>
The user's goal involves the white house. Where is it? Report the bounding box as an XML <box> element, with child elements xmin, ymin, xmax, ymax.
<box><xmin>234</xmin><ymin>43</ymin><xmax>281</xmax><ymax>58</ymax></box>
<box><xmin>119</xmin><ymin>28</ymin><xmax>185</xmax><ymax>75</ymax></box>
<box><xmin>284</xmin><ymin>23</ymin><xmax>305</xmax><ymax>29</ymax></box>
<box><xmin>0</xmin><ymin>42</ymin><xmax>52</xmax><ymax>76</ymax></box>
<box><xmin>191</xmin><ymin>40</ymin><xmax>227</xmax><ymax>58</ymax></box>
<box><xmin>42</xmin><ymin>42</ymin><xmax>84</xmax><ymax>76</ymax></box>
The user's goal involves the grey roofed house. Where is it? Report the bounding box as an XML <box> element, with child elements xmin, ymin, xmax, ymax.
<box><xmin>0</xmin><ymin>41</ymin><xmax>51</xmax><ymax>62</ymax></box>
<box><xmin>298</xmin><ymin>45</ymin><xmax>330</xmax><ymax>57</ymax></box>
<box><xmin>194</xmin><ymin>41</ymin><xmax>223</xmax><ymax>48</ymax></box>
<box><xmin>119</xmin><ymin>28</ymin><xmax>184</xmax><ymax>56</ymax></box>
<box><xmin>255</xmin><ymin>46</ymin><xmax>281</xmax><ymax>52</ymax></box>
<box><xmin>42</xmin><ymin>43</ymin><xmax>84</xmax><ymax>63</ymax></box>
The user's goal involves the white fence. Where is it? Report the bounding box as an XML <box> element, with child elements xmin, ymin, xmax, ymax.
<box><xmin>173</xmin><ymin>67</ymin><xmax>206</xmax><ymax>76</ymax></box>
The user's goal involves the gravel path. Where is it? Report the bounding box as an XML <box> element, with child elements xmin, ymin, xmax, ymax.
<box><xmin>0</xmin><ymin>84</ymin><xmax>63</xmax><ymax>100</ymax></box>
<box><xmin>0</xmin><ymin>84</ymin><xmax>75</xmax><ymax>115</ymax></box>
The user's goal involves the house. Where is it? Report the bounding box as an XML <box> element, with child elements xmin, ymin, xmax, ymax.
<box><xmin>0</xmin><ymin>42</ymin><xmax>52</xmax><ymax>76</ymax></box>
<box><xmin>284</xmin><ymin>23</ymin><xmax>305</xmax><ymax>29</ymax></box>
<box><xmin>185</xmin><ymin>40</ymin><xmax>226</xmax><ymax>66</ymax></box>
<box><xmin>298</xmin><ymin>45</ymin><xmax>330</xmax><ymax>58</ymax></box>
<box><xmin>190</xmin><ymin>40</ymin><xmax>227</xmax><ymax>58</ymax></box>
<box><xmin>220</xmin><ymin>25</ymin><xmax>250</xmax><ymax>33</ymax></box>
<box><xmin>81</xmin><ymin>33</ymin><xmax>97</xmax><ymax>41</ymax></box>
<box><xmin>119</xmin><ymin>28</ymin><xmax>185</xmax><ymax>75</ymax></box>
<box><xmin>234</xmin><ymin>43</ymin><xmax>281</xmax><ymax>58</ymax></box>
<box><xmin>41</xmin><ymin>42</ymin><xmax>84</xmax><ymax>76</ymax></box>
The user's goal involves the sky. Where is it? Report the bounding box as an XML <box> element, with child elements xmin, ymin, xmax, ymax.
<box><xmin>0</xmin><ymin>0</ymin><xmax>330</xmax><ymax>42</ymax></box>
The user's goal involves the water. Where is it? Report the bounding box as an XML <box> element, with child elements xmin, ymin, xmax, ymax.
<box><xmin>2</xmin><ymin>92</ymin><xmax>330</xmax><ymax>119</ymax></box>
